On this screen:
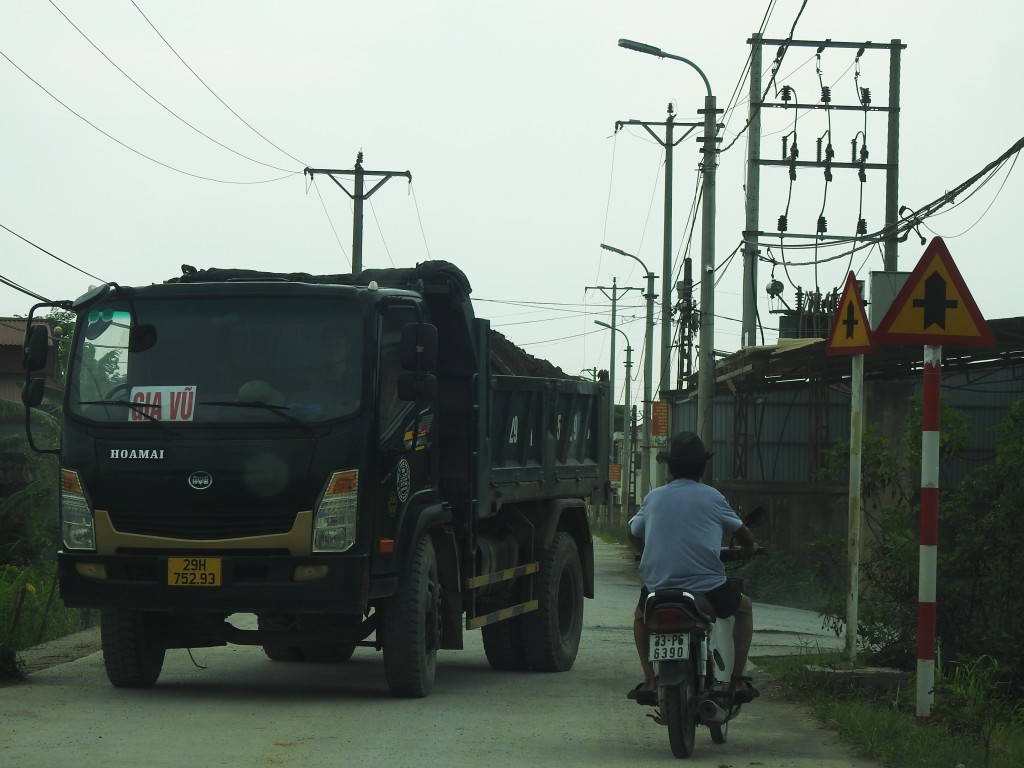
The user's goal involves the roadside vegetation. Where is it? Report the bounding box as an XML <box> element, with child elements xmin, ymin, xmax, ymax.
<box><xmin>773</xmin><ymin>394</ymin><xmax>1024</xmax><ymax>767</ymax></box>
<box><xmin>761</xmin><ymin>650</ymin><xmax>1024</xmax><ymax>767</ymax></box>
<box><xmin>0</xmin><ymin>311</ymin><xmax>92</xmax><ymax>680</ymax></box>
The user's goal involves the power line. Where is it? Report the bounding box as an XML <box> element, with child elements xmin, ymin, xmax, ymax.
<box><xmin>48</xmin><ymin>0</ymin><xmax>297</xmax><ymax>173</ymax></box>
<box><xmin>720</xmin><ymin>0</ymin><xmax>810</xmax><ymax>155</ymax></box>
<box><xmin>0</xmin><ymin>47</ymin><xmax>300</xmax><ymax>185</ymax></box>
<box><xmin>0</xmin><ymin>272</ymin><xmax>50</xmax><ymax>303</ymax></box>
<box><xmin>0</xmin><ymin>222</ymin><xmax>105</xmax><ymax>282</ymax></box>
<box><xmin>130</xmin><ymin>0</ymin><xmax>307</xmax><ymax>168</ymax></box>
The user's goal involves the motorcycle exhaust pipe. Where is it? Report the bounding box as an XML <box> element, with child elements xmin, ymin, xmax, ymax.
<box><xmin>698</xmin><ymin>698</ymin><xmax>729</xmax><ymax>724</ymax></box>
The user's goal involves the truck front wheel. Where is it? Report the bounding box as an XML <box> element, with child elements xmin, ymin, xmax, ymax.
<box><xmin>382</xmin><ymin>534</ymin><xmax>440</xmax><ymax>697</ymax></box>
<box><xmin>101</xmin><ymin>608</ymin><xmax>166</xmax><ymax>687</ymax></box>
<box><xmin>521</xmin><ymin>532</ymin><xmax>584</xmax><ymax>672</ymax></box>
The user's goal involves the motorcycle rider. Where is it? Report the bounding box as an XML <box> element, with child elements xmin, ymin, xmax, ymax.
<box><xmin>627</xmin><ymin>431</ymin><xmax>760</xmax><ymax>705</ymax></box>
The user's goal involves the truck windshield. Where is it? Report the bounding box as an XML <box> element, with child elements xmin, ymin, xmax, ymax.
<box><xmin>67</xmin><ymin>296</ymin><xmax>363</xmax><ymax>425</ymax></box>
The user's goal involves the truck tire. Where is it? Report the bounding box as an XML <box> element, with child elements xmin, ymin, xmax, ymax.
<box><xmin>481</xmin><ymin>614</ymin><xmax>529</xmax><ymax>671</ymax></box>
<box><xmin>521</xmin><ymin>532</ymin><xmax>584</xmax><ymax>672</ymax></box>
<box><xmin>299</xmin><ymin>615</ymin><xmax>358</xmax><ymax>663</ymax></box>
<box><xmin>382</xmin><ymin>534</ymin><xmax>440</xmax><ymax>697</ymax></box>
<box><xmin>258</xmin><ymin>614</ymin><xmax>304</xmax><ymax>661</ymax></box>
<box><xmin>101</xmin><ymin>608</ymin><xmax>166</xmax><ymax>687</ymax></box>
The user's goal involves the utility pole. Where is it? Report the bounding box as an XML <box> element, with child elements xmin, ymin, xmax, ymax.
<box><xmin>675</xmin><ymin>258</ymin><xmax>694</xmax><ymax>388</ymax></box>
<box><xmin>884</xmin><ymin>40</ymin><xmax>903</xmax><ymax>271</ymax></box>
<box><xmin>304</xmin><ymin>151</ymin><xmax>411</xmax><ymax>272</ymax></box>
<box><xmin>742</xmin><ymin>38</ymin><xmax>906</xmax><ymax>292</ymax></box>
<box><xmin>741</xmin><ymin>34</ymin><xmax>763</xmax><ymax>348</ymax></box>
<box><xmin>599</xmin><ymin>244</ymin><xmax>656</xmax><ymax>498</ymax></box>
<box><xmin>587</xmin><ymin>279</ymin><xmax>641</xmax><ymax>462</ymax></box>
<box><xmin>615</xmin><ymin>107</ymin><xmax>700</xmax><ymax>403</ymax></box>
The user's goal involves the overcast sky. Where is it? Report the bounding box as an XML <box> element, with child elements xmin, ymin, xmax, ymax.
<box><xmin>2</xmin><ymin>1</ymin><xmax>1021</xmax><ymax>407</ymax></box>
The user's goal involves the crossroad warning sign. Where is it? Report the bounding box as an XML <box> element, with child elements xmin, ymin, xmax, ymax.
<box><xmin>875</xmin><ymin>237</ymin><xmax>994</xmax><ymax>347</ymax></box>
<box><xmin>826</xmin><ymin>272</ymin><xmax>876</xmax><ymax>356</ymax></box>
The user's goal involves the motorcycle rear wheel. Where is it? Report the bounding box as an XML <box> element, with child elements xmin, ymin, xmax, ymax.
<box><xmin>663</xmin><ymin>667</ymin><xmax>697</xmax><ymax>758</ymax></box>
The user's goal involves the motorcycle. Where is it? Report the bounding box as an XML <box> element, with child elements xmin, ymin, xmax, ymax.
<box><xmin>636</xmin><ymin>506</ymin><xmax>767</xmax><ymax>759</ymax></box>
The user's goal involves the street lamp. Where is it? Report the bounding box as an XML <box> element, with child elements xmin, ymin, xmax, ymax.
<box><xmin>599</xmin><ymin>243</ymin><xmax>656</xmax><ymax>498</ymax></box>
<box><xmin>618</xmin><ymin>38</ymin><xmax>718</xmax><ymax>478</ymax></box>
<box><xmin>595</xmin><ymin>320</ymin><xmax>633</xmax><ymax>515</ymax></box>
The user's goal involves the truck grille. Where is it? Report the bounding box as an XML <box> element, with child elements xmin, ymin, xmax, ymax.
<box><xmin>108</xmin><ymin>508</ymin><xmax>299</xmax><ymax>539</ymax></box>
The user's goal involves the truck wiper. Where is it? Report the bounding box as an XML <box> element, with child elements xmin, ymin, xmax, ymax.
<box><xmin>78</xmin><ymin>400</ymin><xmax>174</xmax><ymax>432</ymax></box>
<box><xmin>200</xmin><ymin>400</ymin><xmax>315</xmax><ymax>432</ymax></box>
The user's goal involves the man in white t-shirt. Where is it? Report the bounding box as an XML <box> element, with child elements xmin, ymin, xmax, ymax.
<box><xmin>626</xmin><ymin>432</ymin><xmax>759</xmax><ymax>705</ymax></box>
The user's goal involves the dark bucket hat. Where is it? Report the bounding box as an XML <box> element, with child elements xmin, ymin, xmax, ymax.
<box><xmin>656</xmin><ymin>431</ymin><xmax>713</xmax><ymax>464</ymax></box>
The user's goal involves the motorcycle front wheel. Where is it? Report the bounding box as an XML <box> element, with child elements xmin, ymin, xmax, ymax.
<box><xmin>663</xmin><ymin>665</ymin><xmax>697</xmax><ymax>758</ymax></box>
<box><xmin>710</xmin><ymin>722</ymin><xmax>727</xmax><ymax>744</ymax></box>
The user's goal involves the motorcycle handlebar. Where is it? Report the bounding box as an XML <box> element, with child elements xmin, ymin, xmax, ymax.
<box><xmin>719</xmin><ymin>546</ymin><xmax>766</xmax><ymax>563</ymax></box>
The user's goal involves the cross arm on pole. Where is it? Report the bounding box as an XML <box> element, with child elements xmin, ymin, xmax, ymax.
<box><xmin>304</xmin><ymin>167</ymin><xmax>412</xmax><ymax>200</ymax></box>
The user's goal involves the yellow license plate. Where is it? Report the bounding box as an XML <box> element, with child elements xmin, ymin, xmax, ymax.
<box><xmin>167</xmin><ymin>557</ymin><xmax>221</xmax><ymax>587</ymax></box>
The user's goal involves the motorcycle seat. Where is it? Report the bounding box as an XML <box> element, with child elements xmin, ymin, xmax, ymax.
<box><xmin>644</xmin><ymin>589</ymin><xmax>716</xmax><ymax>625</ymax></box>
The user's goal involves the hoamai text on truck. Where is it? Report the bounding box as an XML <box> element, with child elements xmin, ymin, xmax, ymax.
<box><xmin>21</xmin><ymin>261</ymin><xmax>609</xmax><ymax>697</ymax></box>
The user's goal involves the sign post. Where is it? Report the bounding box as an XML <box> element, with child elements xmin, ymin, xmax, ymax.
<box><xmin>874</xmin><ymin>236</ymin><xmax>994</xmax><ymax>722</ymax></box>
<box><xmin>825</xmin><ymin>272</ymin><xmax>876</xmax><ymax>661</ymax></box>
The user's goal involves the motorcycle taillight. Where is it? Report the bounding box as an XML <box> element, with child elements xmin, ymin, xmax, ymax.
<box><xmin>648</xmin><ymin>607</ymin><xmax>705</xmax><ymax>634</ymax></box>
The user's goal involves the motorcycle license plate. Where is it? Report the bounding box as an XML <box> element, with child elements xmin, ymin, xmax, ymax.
<box><xmin>650</xmin><ymin>632</ymin><xmax>689</xmax><ymax>661</ymax></box>
<box><xmin>167</xmin><ymin>557</ymin><xmax>221</xmax><ymax>587</ymax></box>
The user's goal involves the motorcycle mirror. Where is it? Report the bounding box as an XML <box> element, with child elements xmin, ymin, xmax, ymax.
<box><xmin>743</xmin><ymin>506</ymin><xmax>768</xmax><ymax>529</ymax></box>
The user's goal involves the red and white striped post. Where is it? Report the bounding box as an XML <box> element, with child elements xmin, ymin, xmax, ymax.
<box><xmin>917</xmin><ymin>344</ymin><xmax>941</xmax><ymax>721</ymax></box>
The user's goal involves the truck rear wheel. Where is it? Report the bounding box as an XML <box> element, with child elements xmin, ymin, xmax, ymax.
<box><xmin>382</xmin><ymin>534</ymin><xmax>440</xmax><ymax>697</ymax></box>
<box><xmin>101</xmin><ymin>608</ymin><xmax>166</xmax><ymax>687</ymax></box>
<box><xmin>521</xmin><ymin>532</ymin><xmax>584</xmax><ymax>672</ymax></box>
<box><xmin>481</xmin><ymin>613</ymin><xmax>529</xmax><ymax>671</ymax></box>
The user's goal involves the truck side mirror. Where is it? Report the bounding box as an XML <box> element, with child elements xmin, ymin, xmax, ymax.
<box><xmin>400</xmin><ymin>323</ymin><xmax>438</xmax><ymax>371</ymax></box>
<box><xmin>397</xmin><ymin>372</ymin><xmax>437</xmax><ymax>402</ymax></box>
<box><xmin>23</xmin><ymin>324</ymin><xmax>49</xmax><ymax>371</ymax></box>
<box><xmin>22</xmin><ymin>378</ymin><xmax>45</xmax><ymax>408</ymax></box>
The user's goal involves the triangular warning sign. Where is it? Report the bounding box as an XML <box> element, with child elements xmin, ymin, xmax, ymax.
<box><xmin>875</xmin><ymin>237</ymin><xmax>994</xmax><ymax>347</ymax></box>
<box><xmin>826</xmin><ymin>272</ymin><xmax>875</xmax><ymax>355</ymax></box>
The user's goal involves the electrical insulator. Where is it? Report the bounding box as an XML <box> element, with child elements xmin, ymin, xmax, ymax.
<box><xmin>782</xmin><ymin>136</ymin><xmax>788</xmax><ymax>159</ymax></box>
<box><xmin>795</xmin><ymin>286</ymin><xmax>805</xmax><ymax>312</ymax></box>
<box><xmin>821</xmin><ymin>86</ymin><xmax>831</xmax><ymax>103</ymax></box>
<box><xmin>851</xmin><ymin>139</ymin><xmax>858</xmax><ymax>163</ymax></box>
<box><xmin>781</xmin><ymin>85</ymin><xmax>793</xmax><ymax>103</ymax></box>
<box><xmin>857</xmin><ymin>218</ymin><xmax>868</xmax><ymax>235</ymax></box>
<box><xmin>816</xmin><ymin>137</ymin><xmax>823</xmax><ymax>162</ymax></box>
<box><xmin>817</xmin><ymin>216</ymin><xmax>828</xmax><ymax>233</ymax></box>
<box><xmin>777</xmin><ymin>215</ymin><xmax>788</xmax><ymax>232</ymax></box>
<box><xmin>860</xmin><ymin>87</ymin><xmax>871</xmax><ymax>106</ymax></box>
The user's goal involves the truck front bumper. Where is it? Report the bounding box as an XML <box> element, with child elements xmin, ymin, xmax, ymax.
<box><xmin>57</xmin><ymin>552</ymin><xmax>373</xmax><ymax>614</ymax></box>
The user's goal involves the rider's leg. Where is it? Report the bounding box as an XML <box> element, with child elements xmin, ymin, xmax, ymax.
<box><xmin>634</xmin><ymin>604</ymin><xmax>656</xmax><ymax>690</ymax></box>
<box><xmin>731</xmin><ymin>594</ymin><xmax>753</xmax><ymax>690</ymax></box>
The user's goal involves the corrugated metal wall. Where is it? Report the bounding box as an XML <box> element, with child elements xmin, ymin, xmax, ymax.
<box><xmin>670</xmin><ymin>363</ymin><xmax>1024</xmax><ymax>487</ymax></box>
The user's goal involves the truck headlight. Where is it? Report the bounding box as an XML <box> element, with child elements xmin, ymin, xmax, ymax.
<box><xmin>61</xmin><ymin>468</ymin><xmax>95</xmax><ymax>551</ymax></box>
<box><xmin>313</xmin><ymin>470</ymin><xmax>358</xmax><ymax>552</ymax></box>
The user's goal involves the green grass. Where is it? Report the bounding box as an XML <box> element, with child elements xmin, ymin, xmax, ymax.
<box><xmin>760</xmin><ymin>652</ymin><xmax>1024</xmax><ymax>768</ymax></box>
<box><xmin>0</xmin><ymin>562</ymin><xmax>94</xmax><ymax>672</ymax></box>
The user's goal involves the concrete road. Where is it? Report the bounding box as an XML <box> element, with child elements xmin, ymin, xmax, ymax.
<box><xmin>1</xmin><ymin>541</ymin><xmax>880</xmax><ymax>767</ymax></box>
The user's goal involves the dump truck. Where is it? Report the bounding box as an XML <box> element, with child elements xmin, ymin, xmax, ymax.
<box><xmin>21</xmin><ymin>260</ymin><xmax>608</xmax><ymax>696</ymax></box>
